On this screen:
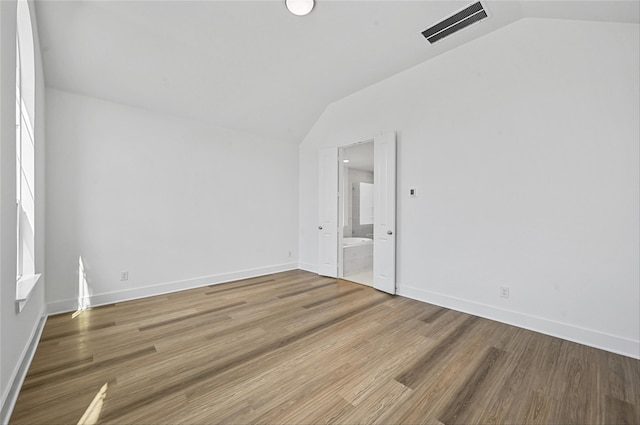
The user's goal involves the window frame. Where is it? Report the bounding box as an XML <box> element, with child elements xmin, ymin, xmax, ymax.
<box><xmin>15</xmin><ymin>0</ymin><xmax>40</xmax><ymax>312</ymax></box>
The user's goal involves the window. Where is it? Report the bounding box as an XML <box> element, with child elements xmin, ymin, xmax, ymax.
<box><xmin>15</xmin><ymin>0</ymin><xmax>39</xmax><ymax>311</ymax></box>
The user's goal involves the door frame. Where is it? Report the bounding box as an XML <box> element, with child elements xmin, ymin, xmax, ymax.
<box><xmin>317</xmin><ymin>132</ymin><xmax>397</xmax><ymax>294</ymax></box>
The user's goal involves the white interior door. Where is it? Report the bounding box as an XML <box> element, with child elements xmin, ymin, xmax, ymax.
<box><xmin>373</xmin><ymin>132</ymin><xmax>397</xmax><ymax>294</ymax></box>
<box><xmin>318</xmin><ymin>148</ymin><xmax>338</xmax><ymax>277</ymax></box>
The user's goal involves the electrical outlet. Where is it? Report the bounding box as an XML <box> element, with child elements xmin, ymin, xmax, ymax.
<box><xmin>409</xmin><ymin>187</ymin><xmax>418</xmax><ymax>198</ymax></box>
<box><xmin>500</xmin><ymin>286</ymin><xmax>509</xmax><ymax>299</ymax></box>
<box><xmin>120</xmin><ymin>271</ymin><xmax>129</xmax><ymax>281</ymax></box>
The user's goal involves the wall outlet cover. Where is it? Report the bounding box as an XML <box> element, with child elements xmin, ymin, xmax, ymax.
<box><xmin>500</xmin><ymin>286</ymin><xmax>509</xmax><ymax>298</ymax></box>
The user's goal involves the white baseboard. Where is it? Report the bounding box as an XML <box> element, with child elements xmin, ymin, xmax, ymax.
<box><xmin>398</xmin><ymin>284</ymin><xmax>640</xmax><ymax>360</ymax></box>
<box><xmin>298</xmin><ymin>262</ymin><xmax>318</xmax><ymax>273</ymax></box>
<box><xmin>1</xmin><ymin>312</ymin><xmax>47</xmax><ymax>425</ymax></box>
<box><xmin>47</xmin><ymin>263</ymin><xmax>298</xmax><ymax>316</ymax></box>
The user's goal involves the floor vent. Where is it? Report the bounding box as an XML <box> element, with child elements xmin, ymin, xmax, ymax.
<box><xmin>421</xmin><ymin>1</ymin><xmax>488</xmax><ymax>44</ymax></box>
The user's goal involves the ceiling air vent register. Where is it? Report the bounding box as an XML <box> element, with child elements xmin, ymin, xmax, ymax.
<box><xmin>421</xmin><ymin>1</ymin><xmax>488</xmax><ymax>44</ymax></box>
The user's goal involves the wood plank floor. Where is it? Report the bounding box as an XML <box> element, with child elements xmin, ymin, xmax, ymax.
<box><xmin>10</xmin><ymin>270</ymin><xmax>640</xmax><ymax>424</ymax></box>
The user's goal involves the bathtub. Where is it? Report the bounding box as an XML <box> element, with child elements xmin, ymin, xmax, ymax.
<box><xmin>343</xmin><ymin>238</ymin><xmax>373</xmax><ymax>275</ymax></box>
<box><xmin>343</xmin><ymin>237</ymin><xmax>373</xmax><ymax>247</ymax></box>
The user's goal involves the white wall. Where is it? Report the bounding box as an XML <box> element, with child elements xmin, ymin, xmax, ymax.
<box><xmin>299</xmin><ymin>18</ymin><xmax>640</xmax><ymax>358</ymax></box>
<box><xmin>1</xmin><ymin>0</ymin><xmax>47</xmax><ymax>421</ymax></box>
<box><xmin>46</xmin><ymin>89</ymin><xmax>299</xmax><ymax>312</ymax></box>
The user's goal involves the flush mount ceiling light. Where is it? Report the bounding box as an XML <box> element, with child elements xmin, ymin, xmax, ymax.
<box><xmin>286</xmin><ymin>0</ymin><xmax>314</xmax><ymax>16</ymax></box>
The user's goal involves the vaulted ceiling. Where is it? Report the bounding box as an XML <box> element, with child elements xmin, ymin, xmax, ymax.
<box><xmin>35</xmin><ymin>1</ymin><xmax>639</xmax><ymax>144</ymax></box>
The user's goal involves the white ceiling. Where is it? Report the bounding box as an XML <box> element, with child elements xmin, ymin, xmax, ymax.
<box><xmin>35</xmin><ymin>1</ymin><xmax>639</xmax><ymax>144</ymax></box>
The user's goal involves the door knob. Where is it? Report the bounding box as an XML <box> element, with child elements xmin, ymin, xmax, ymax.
<box><xmin>387</xmin><ymin>230</ymin><xmax>393</xmax><ymax>235</ymax></box>
<box><xmin>318</xmin><ymin>226</ymin><xmax>323</xmax><ymax>230</ymax></box>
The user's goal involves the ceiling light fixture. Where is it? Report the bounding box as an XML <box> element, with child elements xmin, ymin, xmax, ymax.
<box><xmin>343</xmin><ymin>159</ymin><xmax>350</xmax><ymax>163</ymax></box>
<box><xmin>286</xmin><ymin>0</ymin><xmax>314</xmax><ymax>16</ymax></box>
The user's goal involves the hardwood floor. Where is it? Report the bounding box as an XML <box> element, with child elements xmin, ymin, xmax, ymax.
<box><xmin>10</xmin><ymin>270</ymin><xmax>640</xmax><ymax>424</ymax></box>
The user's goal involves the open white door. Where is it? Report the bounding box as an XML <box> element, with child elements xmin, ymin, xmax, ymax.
<box><xmin>373</xmin><ymin>132</ymin><xmax>396</xmax><ymax>294</ymax></box>
<box><xmin>318</xmin><ymin>148</ymin><xmax>338</xmax><ymax>277</ymax></box>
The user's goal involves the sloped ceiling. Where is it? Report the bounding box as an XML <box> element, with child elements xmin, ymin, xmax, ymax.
<box><xmin>35</xmin><ymin>1</ymin><xmax>639</xmax><ymax>144</ymax></box>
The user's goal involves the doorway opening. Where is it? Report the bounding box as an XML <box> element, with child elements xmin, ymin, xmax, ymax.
<box><xmin>317</xmin><ymin>131</ymin><xmax>395</xmax><ymax>294</ymax></box>
<box><xmin>339</xmin><ymin>141</ymin><xmax>374</xmax><ymax>286</ymax></box>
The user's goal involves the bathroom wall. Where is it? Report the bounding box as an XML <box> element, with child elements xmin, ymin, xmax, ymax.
<box><xmin>345</xmin><ymin>169</ymin><xmax>373</xmax><ymax>238</ymax></box>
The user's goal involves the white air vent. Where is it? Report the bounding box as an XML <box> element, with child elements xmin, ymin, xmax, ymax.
<box><xmin>421</xmin><ymin>1</ymin><xmax>488</xmax><ymax>44</ymax></box>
